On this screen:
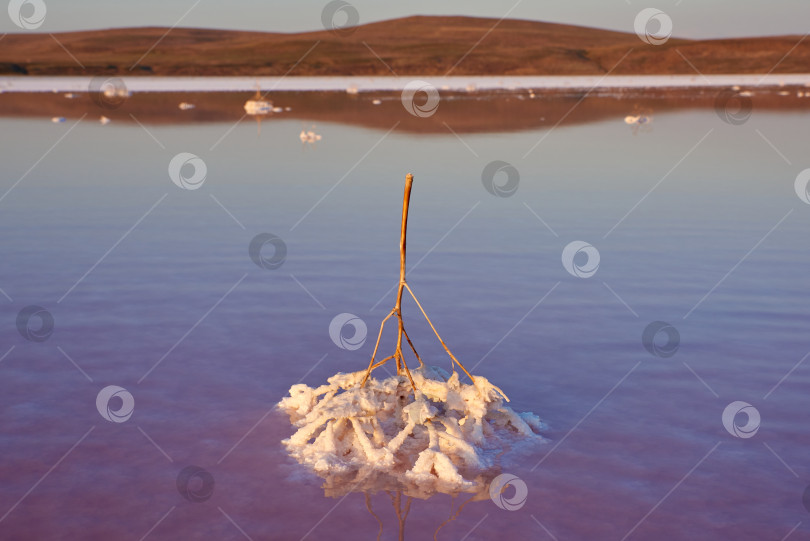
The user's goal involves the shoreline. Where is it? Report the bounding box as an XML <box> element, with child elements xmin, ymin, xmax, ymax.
<box><xmin>3</xmin><ymin>75</ymin><xmax>810</xmax><ymax>93</ymax></box>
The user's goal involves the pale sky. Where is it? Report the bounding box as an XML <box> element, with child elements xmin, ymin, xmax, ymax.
<box><xmin>2</xmin><ymin>0</ymin><xmax>809</xmax><ymax>39</ymax></box>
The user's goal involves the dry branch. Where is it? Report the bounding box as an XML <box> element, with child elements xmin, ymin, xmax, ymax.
<box><xmin>360</xmin><ymin>174</ymin><xmax>475</xmax><ymax>393</ymax></box>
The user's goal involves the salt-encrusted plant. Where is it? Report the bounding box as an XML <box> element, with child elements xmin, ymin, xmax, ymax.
<box><xmin>278</xmin><ymin>174</ymin><xmax>545</xmax><ymax>498</ymax></box>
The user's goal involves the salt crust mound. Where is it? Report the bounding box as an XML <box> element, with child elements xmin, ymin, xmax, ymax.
<box><xmin>278</xmin><ymin>365</ymin><xmax>545</xmax><ymax>496</ymax></box>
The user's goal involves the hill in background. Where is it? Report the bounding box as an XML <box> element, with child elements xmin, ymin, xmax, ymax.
<box><xmin>1</xmin><ymin>16</ymin><xmax>809</xmax><ymax>76</ymax></box>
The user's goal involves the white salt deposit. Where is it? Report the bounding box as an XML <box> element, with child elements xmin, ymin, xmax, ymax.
<box><xmin>278</xmin><ymin>365</ymin><xmax>544</xmax><ymax>496</ymax></box>
<box><xmin>243</xmin><ymin>98</ymin><xmax>272</xmax><ymax>115</ymax></box>
<box><xmin>299</xmin><ymin>127</ymin><xmax>322</xmax><ymax>143</ymax></box>
<box><xmin>3</xmin><ymin>75</ymin><xmax>810</xmax><ymax>93</ymax></box>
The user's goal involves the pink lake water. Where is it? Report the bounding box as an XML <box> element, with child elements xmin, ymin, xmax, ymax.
<box><xmin>1</xmin><ymin>90</ymin><xmax>809</xmax><ymax>540</ymax></box>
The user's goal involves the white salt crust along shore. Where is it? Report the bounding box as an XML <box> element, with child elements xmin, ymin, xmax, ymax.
<box><xmin>2</xmin><ymin>74</ymin><xmax>810</xmax><ymax>93</ymax></box>
<box><xmin>278</xmin><ymin>366</ymin><xmax>546</xmax><ymax>497</ymax></box>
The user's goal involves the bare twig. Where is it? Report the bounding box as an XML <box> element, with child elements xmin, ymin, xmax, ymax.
<box><xmin>365</xmin><ymin>493</ymin><xmax>383</xmax><ymax>541</ymax></box>
<box><xmin>361</xmin><ymin>174</ymin><xmax>475</xmax><ymax>393</ymax></box>
<box><xmin>388</xmin><ymin>490</ymin><xmax>411</xmax><ymax>541</ymax></box>
<box><xmin>434</xmin><ymin>493</ymin><xmax>478</xmax><ymax>540</ymax></box>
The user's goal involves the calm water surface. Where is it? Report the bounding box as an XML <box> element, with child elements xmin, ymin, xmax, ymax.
<box><xmin>1</xmin><ymin>99</ymin><xmax>809</xmax><ymax>540</ymax></box>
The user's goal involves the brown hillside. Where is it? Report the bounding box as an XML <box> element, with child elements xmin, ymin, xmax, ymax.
<box><xmin>0</xmin><ymin>15</ymin><xmax>808</xmax><ymax>76</ymax></box>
